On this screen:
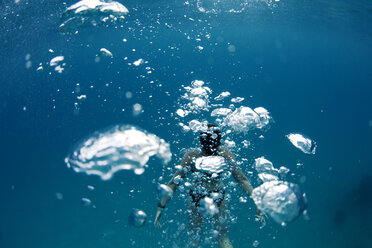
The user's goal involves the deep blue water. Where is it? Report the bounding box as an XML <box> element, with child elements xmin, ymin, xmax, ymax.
<box><xmin>1</xmin><ymin>0</ymin><xmax>372</xmax><ymax>247</ymax></box>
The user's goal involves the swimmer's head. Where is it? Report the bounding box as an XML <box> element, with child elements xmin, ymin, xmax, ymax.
<box><xmin>200</xmin><ymin>124</ymin><xmax>222</xmax><ymax>155</ymax></box>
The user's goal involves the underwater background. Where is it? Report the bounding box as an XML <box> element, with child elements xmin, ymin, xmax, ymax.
<box><xmin>1</xmin><ymin>0</ymin><xmax>371</xmax><ymax>247</ymax></box>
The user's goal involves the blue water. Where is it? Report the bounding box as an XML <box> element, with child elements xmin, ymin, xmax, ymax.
<box><xmin>1</xmin><ymin>0</ymin><xmax>371</xmax><ymax>247</ymax></box>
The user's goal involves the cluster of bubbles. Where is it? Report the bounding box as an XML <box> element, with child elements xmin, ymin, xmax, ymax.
<box><xmin>49</xmin><ymin>56</ymin><xmax>65</xmax><ymax>73</ymax></box>
<box><xmin>222</xmin><ymin>106</ymin><xmax>271</xmax><ymax>133</ymax></box>
<box><xmin>172</xmin><ymin>80</ymin><xmax>316</xmax><ymax>225</ymax></box>
<box><xmin>65</xmin><ymin>124</ymin><xmax>171</xmax><ymax>180</ymax></box>
<box><xmin>172</xmin><ymin>155</ymin><xmax>230</xmax><ymax>219</ymax></box>
<box><xmin>196</xmin><ymin>0</ymin><xmax>249</xmax><ymax>14</ymax></box>
<box><xmin>175</xmin><ymin>79</ymin><xmax>272</xmax><ymax>136</ymax></box>
<box><xmin>58</xmin><ymin>0</ymin><xmax>281</xmax><ymax>35</ymax></box>
<box><xmin>196</xmin><ymin>0</ymin><xmax>280</xmax><ymax>14</ymax></box>
<box><xmin>55</xmin><ymin>0</ymin><xmax>314</xmax><ymax>235</ymax></box>
<box><xmin>255</xmin><ymin>157</ymin><xmax>290</xmax><ymax>183</ymax></box>
<box><xmin>177</xmin><ymin>80</ymin><xmax>212</xmax><ymax>117</ymax></box>
<box><xmin>175</xmin><ymin>80</ymin><xmax>316</xmax><ymax>155</ymax></box>
<box><xmin>198</xmin><ymin>197</ymin><xmax>220</xmax><ymax>218</ymax></box>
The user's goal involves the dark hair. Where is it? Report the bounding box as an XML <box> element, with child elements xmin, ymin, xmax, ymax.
<box><xmin>199</xmin><ymin>124</ymin><xmax>222</xmax><ymax>155</ymax></box>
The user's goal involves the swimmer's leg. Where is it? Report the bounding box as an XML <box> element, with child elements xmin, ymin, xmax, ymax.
<box><xmin>214</xmin><ymin>200</ymin><xmax>233</xmax><ymax>248</ymax></box>
<box><xmin>188</xmin><ymin>202</ymin><xmax>203</xmax><ymax>247</ymax></box>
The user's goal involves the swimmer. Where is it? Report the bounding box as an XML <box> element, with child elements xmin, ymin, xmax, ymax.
<box><xmin>155</xmin><ymin>124</ymin><xmax>265</xmax><ymax>248</ymax></box>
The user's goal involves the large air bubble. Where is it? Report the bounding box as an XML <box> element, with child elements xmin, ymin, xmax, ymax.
<box><xmin>286</xmin><ymin>133</ymin><xmax>316</xmax><ymax>154</ymax></box>
<box><xmin>251</xmin><ymin>180</ymin><xmax>307</xmax><ymax>224</ymax></box>
<box><xmin>198</xmin><ymin>197</ymin><xmax>219</xmax><ymax>218</ymax></box>
<box><xmin>59</xmin><ymin>0</ymin><xmax>129</xmax><ymax>33</ymax></box>
<box><xmin>195</xmin><ymin>156</ymin><xmax>228</xmax><ymax>175</ymax></box>
<box><xmin>128</xmin><ymin>208</ymin><xmax>147</xmax><ymax>227</ymax></box>
<box><xmin>65</xmin><ymin>125</ymin><xmax>171</xmax><ymax>180</ymax></box>
<box><xmin>223</xmin><ymin>106</ymin><xmax>271</xmax><ymax>133</ymax></box>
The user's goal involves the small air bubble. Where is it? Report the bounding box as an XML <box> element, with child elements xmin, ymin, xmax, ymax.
<box><xmin>125</xmin><ymin>91</ymin><xmax>133</xmax><ymax>99</ymax></box>
<box><xmin>228</xmin><ymin>45</ymin><xmax>236</xmax><ymax>53</ymax></box>
<box><xmin>134</xmin><ymin>168</ymin><xmax>145</xmax><ymax>175</ymax></box>
<box><xmin>55</xmin><ymin>192</ymin><xmax>64</xmax><ymax>200</ymax></box>
<box><xmin>81</xmin><ymin>197</ymin><xmax>92</xmax><ymax>207</ymax></box>
<box><xmin>132</xmin><ymin>103</ymin><xmax>143</xmax><ymax>116</ymax></box>
<box><xmin>25</xmin><ymin>60</ymin><xmax>32</xmax><ymax>69</ymax></box>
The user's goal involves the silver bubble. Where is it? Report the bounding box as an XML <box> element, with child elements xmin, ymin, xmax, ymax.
<box><xmin>128</xmin><ymin>209</ymin><xmax>147</xmax><ymax>227</ymax></box>
<box><xmin>252</xmin><ymin>181</ymin><xmax>307</xmax><ymax>224</ymax></box>
<box><xmin>286</xmin><ymin>133</ymin><xmax>316</xmax><ymax>154</ymax></box>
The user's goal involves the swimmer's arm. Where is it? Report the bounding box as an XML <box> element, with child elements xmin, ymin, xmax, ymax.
<box><xmin>155</xmin><ymin>151</ymin><xmax>194</xmax><ymax>227</ymax></box>
<box><xmin>160</xmin><ymin>151</ymin><xmax>194</xmax><ymax>206</ymax></box>
<box><xmin>158</xmin><ymin>169</ymin><xmax>186</xmax><ymax>208</ymax></box>
<box><xmin>221</xmin><ymin>148</ymin><xmax>266</xmax><ymax>223</ymax></box>
<box><xmin>231</xmin><ymin>166</ymin><xmax>254</xmax><ymax>196</ymax></box>
<box><xmin>155</xmin><ymin>169</ymin><xmax>185</xmax><ymax>227</ymax></box>
<box><xmin>222</xmin><ymin>148</ymin><xmax>254</xmax><ymax>196</ymax></box>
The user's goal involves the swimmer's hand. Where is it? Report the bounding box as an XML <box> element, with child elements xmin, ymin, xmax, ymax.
<box><xmin>154</xmin><ymin>207</ymin><xmax>163</xmax><ymax>228</ymax></box>
<box><xmin>255</xmin><ymin>209</ymin><xmax>267</xmax><ymax>226</ymax></box>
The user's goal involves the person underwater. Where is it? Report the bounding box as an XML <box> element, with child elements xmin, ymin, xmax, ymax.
<box><xmin>155</xmin><ymin>124</ymin><xmax>265</xmax><ymax>248</ymax></box>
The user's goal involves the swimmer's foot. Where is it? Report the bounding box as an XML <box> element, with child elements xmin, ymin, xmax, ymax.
<box><xmin>218</xmin><ymin>237</ymin><xmax>233</xmax><ymax>248</ymax></box>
